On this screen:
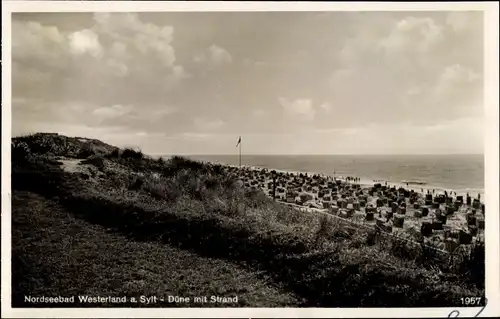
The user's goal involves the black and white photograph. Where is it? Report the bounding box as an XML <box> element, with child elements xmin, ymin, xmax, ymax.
<box><xmin>2</xmin><ymin>1</ymin><xmax>499</xmax><ymax>317</ymax></box>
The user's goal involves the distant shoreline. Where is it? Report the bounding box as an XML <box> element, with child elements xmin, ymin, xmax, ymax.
<box><xmin>153</xmin><ymin>153</ymin><xmax>484</xmax><ymax>157</ymax></box>
<box><xmin>164</xmin><ymin>156</ymin><xmax>485</xmax><ymax>198</ymax></box>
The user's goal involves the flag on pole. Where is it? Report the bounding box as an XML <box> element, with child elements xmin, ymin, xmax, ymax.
<box><xmin>236</xmin><ymin>136</ymin><xmax>241</xmax><ymax>147</ymax></box>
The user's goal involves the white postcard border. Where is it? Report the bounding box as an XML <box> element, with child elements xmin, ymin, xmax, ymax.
<box><xmin>2</xmin><ymin>1</ymin><xmax>499</xmax><ymax>318</ymax></box>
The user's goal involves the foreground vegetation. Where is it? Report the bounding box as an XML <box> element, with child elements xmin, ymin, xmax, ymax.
<box><xmin>12</xmin><ymin>191</ymin><xmax>299</xmax><ymax>307</ymax></box>
<box><xmin>11</xmin><ymin>133</ymin><xmax>485</xmax><ymax>307</ymax></box>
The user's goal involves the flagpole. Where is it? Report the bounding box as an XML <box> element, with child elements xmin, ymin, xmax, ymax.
<box><xmin>239</xmin><ymin>138</ymin><xmax>241</xmax><ymax>168</ymax></box>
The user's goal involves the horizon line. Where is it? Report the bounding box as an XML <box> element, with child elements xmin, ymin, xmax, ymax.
<box><xmin>151</xmin><ymin>153</ymin><xmax>485</xmax><ymax>157</ymax></box>
<box><xmin>11</xmin><ymin>133</ymin><xmax>483</xmax><ymax>157</ymax></box>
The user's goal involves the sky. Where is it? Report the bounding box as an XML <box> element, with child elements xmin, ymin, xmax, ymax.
<box><xmin>11</xmin><ymin>11</ymin><xmax>484</xmax><ymax>155</ymax></box>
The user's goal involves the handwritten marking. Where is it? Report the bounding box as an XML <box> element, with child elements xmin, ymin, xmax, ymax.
<box><xmin>448</xmin><ymin>297</ymin><xmax>487</xmax><ymax>318</ymax></box>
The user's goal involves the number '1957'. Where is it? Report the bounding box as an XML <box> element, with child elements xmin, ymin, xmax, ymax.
<box><xmin>460</xmin><ymin>297</ymin><xmax>483</xmax><ymax>306</ymax></box>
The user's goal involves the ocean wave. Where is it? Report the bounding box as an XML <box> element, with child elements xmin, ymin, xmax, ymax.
<box><xmin>401</xmin><ymin>180</ymin><xmax>427</xmax><ymax>185</ymax></box>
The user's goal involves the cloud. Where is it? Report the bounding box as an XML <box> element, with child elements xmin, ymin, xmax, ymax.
<box><xmin>194</xmin><ymin>44</ymin><xmax>233</xmax><ymax>65</ymax></box>
<box><xmin>94</xmin><ymin>104</ymin><xmax>179</xmax><ymax>131</ymax></box>
<box><xmin>194</xmin><ymin>117</ymin><xmax>225</xmax><ymax>130</ymax></box>
<box><xmin>92</xmin><ymin>104</ymin><xmax>134</xmax><ymax>119</ymax></box>
<box><xmin>278</xmin><ymin>97</ymin><xmax>315</xmax><ymax>121</ymax></box>
<box><xmin>314</xmin><ymin>127</ymin><xmax>343</xmax><ymax>134</ymax></box>
<box><xmin>12</xmin><ymin>121</ymin><xmax>129</xmax><ymax>140</ymax></box>
<box><xmin>406</xmin><ymin>86</ymin><xmax>422</xmax><ymax>96</ymax></box>
<box><xmin>209</xmin><ymin>45</ymin><xmax>233</xmax><ymax>64</ymax></box>
<box><xmin>319</xmin><ymin>102</ymin><xmax>332</xmax><ymax>112</ymax></box>
<box><xmin>177</xmin><ymin>132</ymin><xmax>213</xmax><ymax>141</ymax></box>
<box><xmin>172</xmin><ymin>65</ymin><xmax>190</xmax><ymax>78</ymax></box>
<box><xmin>12</xmin><ymin>13</ymin><xmax>192</xmax><ymax>141</ymax></box>
<box><xmin>68</xmin><ymin>29</ymin><xmax>103</xmax><ymax>57</ymax></box>
<box><xmin>325</xmin><ymin>12</ymin><xmax>483</xmax><ymax>128</ymax></box>
<box><xmin>378</xmin><ymin>17</ymin><xmax>444</xmax><ymax>55</ymax></box>
<box><xmin>342</xmin><ymin>127</ymin><xmax>361</xmax><ymax>136</ymax></box>
<box><xmin>11</xmin><ymin>20</ymin><xmax>67</xmax><ymax>71</ymax></box>
<box><xmin>12</xmin><ymin>62</ymin><xmax>52</xmax><ymax>86</ymax></box>
<box><xmin>253</xmin><ymin>109</ymin><xmax>266</xmax><ymax>117</ymax></box>
<box><xmin>310</xmin><ymin>117</ymin><xmax>482</xmax><ymax>154</ymax></box>
<box><xmin>90</xmin><ymin>13</ymin><xmax>179</xmax><ymax>80</ymax></box>
<box><xmin>432</xmin><ymin>64</ymin><xmax>481</xmax><ymax>104</ymax></box>
<box><xmin>243</xmin><ymin>58</ymin><xmax>267</xmax><ymax>68</ymax></box>
<box><xmin>328</xmin><ymin>68</ymin><xmax>356</xmax><ymax>92</ymax></box>
<box><xmin>93</xmin><ymin>13</ymin><xmax>175</xmax><ymax>66</ymax></box>
<box><xmin>106</xmin><ymin>59</ymin><xmax>128</xmax><ymax>77</ymax></box>
<box><xmin>12</xmin><ymin>13</ymin><xmax>186</xmax><ymax>105</ymax></box>
<box><xmin>11</xmin><ymin>12</ymin><xmax>484</xmax><ymax>155</ymax></box>
<box><xmin>336</xmin><ymin>15</ymin><xmax>446</xmax><ymax>74</ymax></box>
<box><xmin>446</xmin><ymin>11</ymin><xmax>478</xmax><ymax>34</ymax></box>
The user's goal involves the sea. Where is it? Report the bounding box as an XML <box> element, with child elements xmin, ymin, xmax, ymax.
<box><xmin>163</xmin><ymin>154</ymin><xmax>485</xmax><ymax>198</ymax></box>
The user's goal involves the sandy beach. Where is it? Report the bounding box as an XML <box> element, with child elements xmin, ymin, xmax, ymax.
<box><xmin>219</xmin><ymin>162</ymin><xmax>484</xmax><ymax>198</ymax></box>
<box><xmin>220</xmin><ymin>163</ymin><xmax>485</xmax><ymax>253</ymax></box>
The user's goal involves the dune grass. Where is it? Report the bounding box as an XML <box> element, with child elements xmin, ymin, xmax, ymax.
<box><xmin>10</xmin><ymin>133</ymin><xmax>485</xmax><ymax>307</ymax></box>
<box><xmin>12</xmin><ymin>191</ymin><xmax>301</xmax><ymax>308</ymax></box>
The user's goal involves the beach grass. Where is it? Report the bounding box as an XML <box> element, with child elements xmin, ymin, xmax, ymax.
<box><xmin>10</xmin><ymin>133</ymin><xmax>485</xmax><ymax>307</ymax></box>
<box><xmin>12</xmin><ymin>191</ymin><xmax>300</xmax><ymax>308</ymax></box>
